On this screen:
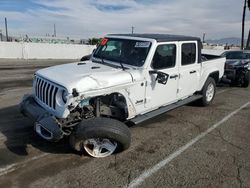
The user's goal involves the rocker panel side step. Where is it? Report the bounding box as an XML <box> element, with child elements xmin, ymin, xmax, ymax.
<box><xmin>130</xmin><ymin>95</ymin><xmax>202</xmax><ymax>124</ymax></box>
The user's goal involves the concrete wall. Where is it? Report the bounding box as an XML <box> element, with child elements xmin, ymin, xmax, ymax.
<box><xmin>0</xmin><ymin>42</ymin><xmax>95</xmax><ymax>59</ymax></box>
<box><xmin>0</xmin><ymin>42</ymin><xmax>23</xmax><ymax>59</ymax></box>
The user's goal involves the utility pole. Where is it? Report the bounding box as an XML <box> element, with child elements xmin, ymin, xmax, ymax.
<box><xmin>202</xmin><ymin>33</ymin><xmax>206</xmax><ymax>43</ymax></box>
<box><xmin>131</xmin><ymin>26</ymin><xmax>134</xmax><ymax>34</ymax></box>
<box><xmin>0</xmin><ymin>29</ymin><xmax>2</xmax><ymax>41</ymax></box>
<box><xmin>246</xmin><ymin>29</ymin><xmax>250</xmax><ymax>49</ymax></box>
<box><xmin>5</xmin><ymin>17</ymin><xmax>9</xmax><ymax>42</ymax></box>
<box><xmin>241</xmin><ymin>0</ymin><xmax>247</xmax><ymax>49</ymax></box>
<box><xmin>245</xmin><ymin>1</ymin><xmax>250</xmax><ymax>49</ymax></box>
<box><xmin>53</xmin><ymin>24</ymin><xmax>56</xmax><ymax>37</ymax></box>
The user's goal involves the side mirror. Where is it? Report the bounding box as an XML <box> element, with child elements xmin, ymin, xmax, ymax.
<box><xmin>80</xmin><ymin>54</ymin><xmax>91</xmax><ymax>61</ymax></box>
<box><xmin>149</xmin><ymin>70</ymin><xmax>169</xmax><ymax>85</ymax></box>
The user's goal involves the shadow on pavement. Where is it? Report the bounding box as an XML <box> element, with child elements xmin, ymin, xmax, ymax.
<box><xmin>0</xmin><ymin>105</ymin><xmax>75</xmax><ymax>156</ymax></box>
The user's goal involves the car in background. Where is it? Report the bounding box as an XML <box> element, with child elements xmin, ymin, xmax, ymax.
<box><xmin>221</xmin><ymin>50</ymin><xmax>250</xmax><ymax>87</ymax></box>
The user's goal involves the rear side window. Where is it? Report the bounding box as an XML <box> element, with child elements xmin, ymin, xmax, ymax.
<box><xmin>181</xmin><ymin>43</ymin><xmax>196</xmax><ymax>65</ymax></box>
<box><xmin>152</xmin><ymin>44</ymin><xmax>176</xmax><ymax>69</ymax></box>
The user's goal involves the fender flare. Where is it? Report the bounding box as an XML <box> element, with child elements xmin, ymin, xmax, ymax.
<box><xmin>198</xmin><ymin>70</ymin><xmax>220</xmax><ymax>91</ymax></box>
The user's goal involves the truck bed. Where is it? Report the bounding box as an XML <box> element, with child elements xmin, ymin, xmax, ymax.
<box><xmin>197</xmin><ymin>54</ymin><xmax>225</xmax><ymax>90</ymax></box>
<box><xmin>201</xmin><ymin>54</ymin><xmax>225</xmax><ymax>79</ymax></box>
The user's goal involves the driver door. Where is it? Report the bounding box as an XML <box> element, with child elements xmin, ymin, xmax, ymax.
<box><xmin>145</xmin><ymin>43</ymin><xmax>179</xmax><ymax>110</ymax></box>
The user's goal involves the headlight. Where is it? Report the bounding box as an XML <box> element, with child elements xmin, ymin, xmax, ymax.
<box><xmin>244</xmin><ymin>64</ymin><xmax>249</xmax><ymax>68</ymax></box>
<box><xmin>33</xmin><ymin>74</ymin><xmax>37</xmax><ymax>84</ymax></box>
<box><xmin>62</xmin><ymin>90</ymin><xmax>68</xmax><ymax>103</ymax></box>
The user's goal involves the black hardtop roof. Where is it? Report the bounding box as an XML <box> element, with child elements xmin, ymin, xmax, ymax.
<box><xmin>108</xmin><ymin>33</ymin><xmax>201</xmax><ymax>42</ymax></box>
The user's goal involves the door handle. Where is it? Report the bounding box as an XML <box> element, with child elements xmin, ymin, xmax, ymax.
<box><xmin>190</xmin><ymin>70</ymin><xmax>196</xmax><ymax>74</ymax></box>
<box><xmin>170</xmin><ymin>74</ymin><xmax>178</xmax><ymax>79</ymax></box>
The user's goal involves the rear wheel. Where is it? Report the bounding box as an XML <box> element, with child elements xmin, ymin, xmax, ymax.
<box><xmin>70</xmin><ymin>117</ymin><xmax>131</xmax><ymax>158</ymax></box>
<box><xmin>240</xmin><ymin>71</ymin><xmax>249</xmax><ymax>88</ymax></box>
<box><xmin>198</xmin><ymin>77</ymin><xmax>216</xmax><ymax>106</ymax></box>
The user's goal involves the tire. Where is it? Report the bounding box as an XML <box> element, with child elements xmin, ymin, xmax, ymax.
<box><xmin>229</xmin><ymin>79</ymin><xmax>237</xmax><ymax>87</ymax></box>
<box><xmin>69</xmin><ymin>117</ymin><xmax>131</xmax><ymax>158</ymax></box>
<box><xmin>198</xmin><ymin>77</ymin><xmax>216</xmax><ymax>106</ymax></box>
<box><xmin>241</xmin><ymin>71</ymin><xmax>249</xmax><ymax>88</ymax></box>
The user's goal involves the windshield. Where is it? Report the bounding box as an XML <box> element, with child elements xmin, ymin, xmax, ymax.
<box><xmin>223</xmin><ymin>51</ymin><xmax>250</xmax><ymax>60</ymax></box>
<box><xmin>93</xmin><ymin>38</ymin><xmax>151</xmax><ymax>67</ymax></box>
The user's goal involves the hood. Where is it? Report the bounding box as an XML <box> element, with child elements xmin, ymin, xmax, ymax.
<box><xmin>36</xmin><ymin>61</ymin><xmax>133</xmax><ymax>93</ymax></box>
<box><xmin>225</xmin><ymin>59</ymin><xmax>249</xmax><ymax>66</ymax></box>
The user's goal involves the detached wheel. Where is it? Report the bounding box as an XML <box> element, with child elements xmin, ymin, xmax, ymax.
<box><xmin>70</xmin><ymin>117</ymin><xmax>131</xmax><ymax>158</ymax></box>
<box><xmin>198</xmin><ymin>77</ymin><xmax>216</xmax><ymax>106</ymax></box>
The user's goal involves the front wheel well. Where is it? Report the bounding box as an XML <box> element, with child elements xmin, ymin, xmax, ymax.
<box><xmin>90</xmin><ymin>93</ymin><xmax>129</xmax><ymax>121</ymax></box>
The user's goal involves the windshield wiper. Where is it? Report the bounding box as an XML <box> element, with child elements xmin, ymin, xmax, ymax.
<box><xmin>101</xmin><ymin>55</ymin><xmax>105</xmax><ymax>65</ymax></box>
<box><xmin>97</xmin><ymin>56</ymin><xmax>127</xmax><ymax>71</ymax></box>
<box><xmin>100</xmin><ymin>45</ymin><xmax>108</xmax><ymax>65</ymax></box>
<box><xmin>119</xmin><ymin>58</ymin><xmax>125</xmax><ymax>71</ymax></box>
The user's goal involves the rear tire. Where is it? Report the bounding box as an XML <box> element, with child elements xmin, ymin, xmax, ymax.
<box><xmin>241</xmin><ymin>71</ymin><xmax>249</xmax><ymax>88</ymax></box>
<box><xmin>70</xmin><ymin>117</ymin><xmax>131</xmax><ymax>158</ymax></box>
<box><xmin>198</xmin><ymin>77</ymin><xmax>216</xmax><ymax>106</ymax></box>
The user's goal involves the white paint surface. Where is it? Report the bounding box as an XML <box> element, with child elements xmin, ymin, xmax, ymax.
<box><xmin>127</xmin><ymin>101</ymin><xmax>250</xmax><ymax>188</ymax></box>
<box><xmin>0</xmin><ymin>42</ymin><xmax>95</xmax><ymax>59</ymax></box>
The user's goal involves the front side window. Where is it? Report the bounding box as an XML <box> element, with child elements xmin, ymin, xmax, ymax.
<box><xmin>181</xmin><ymin>43</ymin><xmax>196</xmax><ymax>65</ymax></box>
<box><xmin>93</xmin><ymin>38</ymin><xmax>151</xmax><ymax>67</ymax></box>
<box><xmin>152</xmin><ymin>44</ymin><xmax>176</xmax><ymax>69</ymax></box>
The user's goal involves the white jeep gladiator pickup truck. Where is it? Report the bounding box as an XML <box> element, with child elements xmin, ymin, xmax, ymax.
<box><xmin>20</xmin><ymin>34</ymin><xmax>225</xmax><ymax>158</ymax></box>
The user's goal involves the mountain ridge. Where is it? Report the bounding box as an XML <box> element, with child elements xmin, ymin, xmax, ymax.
<box><xmin>206</xmin><ymin>37</ymin><xmax>244</xmax><ymax>45</ymax></box>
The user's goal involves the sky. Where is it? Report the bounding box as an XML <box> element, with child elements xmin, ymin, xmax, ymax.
<box><xmin>0</xmin><ymin>0</ymin><xmax>249</xmax><ymax>40</ymax></box>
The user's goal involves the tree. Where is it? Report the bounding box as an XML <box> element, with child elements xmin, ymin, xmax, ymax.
<box><xmin>88</xmin><ymin>38</ymin><xmax>100</xmax><ymax>45</ymax></box>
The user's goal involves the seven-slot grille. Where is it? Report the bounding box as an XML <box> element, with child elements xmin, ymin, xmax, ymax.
<box><xmin>35</xmin><ymin>76</ymin><xmax>58</xmax><ymax>109</ymax></box>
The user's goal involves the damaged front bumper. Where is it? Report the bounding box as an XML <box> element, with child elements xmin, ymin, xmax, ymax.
<box><xmin>224</xmin><ymin>69</ymin><xmax>236</xmax><ymax>80</ymax></box>
<box><xmin>19</xmin><ymin>95</ymin><xmax>64</xmax><ymax>142</ymax></box>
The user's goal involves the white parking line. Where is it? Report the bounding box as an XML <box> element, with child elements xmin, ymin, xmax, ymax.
<box><xmin>0</xmin><ymin>153</ymin><xmax>49</xmax><ymax>177</ymax></box>
<box><xmin>216</xmin><ymin>89</ymin><xmax>228</xmax><ymax>94</ymax></box>
<box><xmin>127</xmin><ymin>101</ymin><xmax>250</xmax><ymax>188</ymax></box>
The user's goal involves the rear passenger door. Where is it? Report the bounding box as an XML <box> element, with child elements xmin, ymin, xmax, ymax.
<box><xmin>178</xmin><ymin>42</ymin><xmax>200</xmax><ymax>99</ymax></box>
